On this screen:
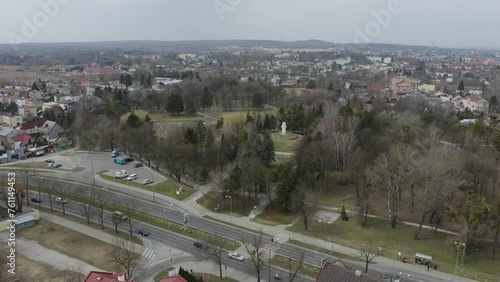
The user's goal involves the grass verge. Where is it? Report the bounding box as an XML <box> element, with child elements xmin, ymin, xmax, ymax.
<box><xmin>38</xmin><ymin>206</ymin><xmax>143</xmax><ymax>245</ymax></box>
<box><xmin>288</xmin><ymin>240</ymin><xmax>362</xmax><ymax>262</ymax></box>
<box><xmin>99</xmin><ymin>173</ymin><xmax>195</xmax><ymax>200</ymax></box>
<box><xmin>196</xmin><ymin>191</ymin><xmax>259</xmax><ymax>217</ymax></box>
<box><xmin>252</xmin><ymin>207</ymin><xmax>298</xmax><ymax>226</ymax></box>
<box><xmin>195</xmin><ymin>273</ymin><xmax>239</xmax><ymax>282</ymax></box>
<box><xmin>18</xmin><ymin>220</ymin><xmax>120</xmax><ymax>272</ymax></box>
<box><xmin>154</xmin><ymin>267</ymin><xmax>175</xmax><ymax>282</ymax></box>
<box><xmin>271</xmin><ymin>255</ymin><xmax>320</xmax><ymax>279</ymax></box>
<box><xmin>148</xmin><ymin>112</ymin><xmax>208</xmax><ymax>123</ymax></box>
<box><xmin>287</xmin><ymin>216</ymin><xmax>500</xmax><ymax>282</ymax></box>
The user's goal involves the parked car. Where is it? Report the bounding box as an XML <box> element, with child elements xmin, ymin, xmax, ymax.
<box><xmin>55</xmin><ymin>197</ymin><xmax>68</xmax><ymax>204</ymax></box>
<box><xmin>127</xmin><ymin>174</ymin><xmax>137</xmax><ymax>181</ymax></box>
<box><xmin>124</xmin><ymin>158</ymin><xmax>134</xmax><ymax>163</ymax></box>
<box><xmin>135</xmin><ymin>227</ymin><xmax>150</xmax><ymax>236</ymax></box>
<box><xmin>194</xmin><ymin>240</ymin><xmax>208</xmax><ymax>249</ymax></box>
<box><xmin>229</xmin><ymin>252</ymin><xmax>245</xmax><ymax>261</ymax></box>
<box><xmin>31</xmin><ymin>196</ymin><xmax>42</xmax><ymax>203</ymax></box>
<box><xmin>45</xmin><ymin>159</ymin><xmax>54</xmax><ymax>163</ymax></box>
<box><xmin>53</xmin><ymin>163</ymin><xmax>62</xmax><ymax>168</ymax></box>
<box><xmin>112</xmin><ymin>211</ymin><xmax>128</xmax><ymax>221</ymax></box>
<box><xmin>134</xmin><ymin>163</ymin><xmax>143</xmax><ymax>168</ymax></box>
<box><xmin>48</xmin><ymin>162</ymin><xmax>55</xmax><ymax>167</ymax></box>
<box><xmin>142</xmin><ymin>179</ymin><xmax>153</xmax><ymax>184</ymax></box>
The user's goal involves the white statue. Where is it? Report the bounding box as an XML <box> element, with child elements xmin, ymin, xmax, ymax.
<box><xmin>281</xmin><ymin>122</ymin><xmax>287</xmax><ymax>136</ymax></box>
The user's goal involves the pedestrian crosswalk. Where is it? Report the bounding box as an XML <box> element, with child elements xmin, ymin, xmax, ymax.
<box><xmin>142</xmin><ymin>248</ymin><xmax>158</xmax><ymax>260</ymax></box>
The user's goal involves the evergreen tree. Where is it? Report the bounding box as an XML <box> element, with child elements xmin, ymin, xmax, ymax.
<box><xmin>255</xmin><ymin>132</ymin><xmax>275</xmax><ymax>166</ymax></box>
<box><xmin>185</xmin><ymin>98</ymin><xmax>197</xmax><ymax>114</ymax></box>
<box><xmin>119</xmin><ymin>74</ymin><xmax>125</xmax><ymax>84</ymax></box>
<box><xmin>458</xmin><ymin>80</ymin><xmax>465</xmax><ymax>91</ymax></box>
<box><xmin>490</xmin><ymin>96</ymin><xmax>498</xmax><ymax>112</ymax></box>
<box><xmin>252</xmin><ymin>92</ymin><xmax>264</xmax><ymax>108</ymax></box>
<box><xmin>140</xmin><ymin>73</ymin><xmax>145</xmax><ymax>85</ymax></box>
<box><xmin>306</xmin><ymin>79</ymin><xmax>316</xmax><ymax>89</ymax></box>
<box><xmin>263</xmin><ymin>114</ymin><xmax>271</xmax><ymax>130</ymax></box>
<box><xmin>31</xmin><ymin>81</ymin><xmax>39</xmax><ymax>91</ymax></box>
<box><xmin>327</xmin><ymin>82</ymin><xmax>334</xmax><ymax>92</ymax></box>
<box><xmin>201</xmin><ymin>86</ymin><xmax>213</xmax><ymax>109</ymax></box>
<box><xmin>124</xmin><ymin>74</ymin><xmax>133</xmax><ymax>87</ymax></box>
<box><xmin>275</xmin><ymin>164</ymin><xmax>298</xmax><ymax>213</ymax></box>
<box><xmin>166</xmin><ymin>93</ymin><xmax>184</xmax><ymax>115</ymax></box>
<box><xmin>126</xmin><ymin>113</ymin><xmax>142</xmax><ymax>128</ymax></box>
<box><xmin>341</xmin><ymin>205</ymin><xmax>349</xmax><ymax>221</ymax></box>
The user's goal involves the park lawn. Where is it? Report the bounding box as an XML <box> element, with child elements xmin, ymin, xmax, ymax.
<box><xmin>221</xmin><ymin>109</ymin><xmax>277</xmax><ymax>125</ymax></box>
<box><xmin>196</xmin><ymin>191</ymin><xmax>259</xmax><ymax>217</ymax></box>
<box><xmin>270</xmin><ymin>132</ymin><xmax>302</xmax><ymax>152</ymax></box>
<box><xmin>147</xmin><ymin>112</ymin><xmax>208</xmax><ymax>123</ymax></box>
<box><xmin>18</xmin><ymin>220</ymin><xmax>120</xmax><ymax>272</ymax></box>
<box><xmin>252</xmin><ymin>206</ymin><xmax>299</xmax><ymax>226</ymax></box>
<box><xmin>287</xmin><ymin>216</ymin><xmax>500</xmax><ymax>282</ymax></box>
<box><xmin>99</xmin><ymin>173</ymin><xmax>195</xmax><ymax>200</ymax></box>
<box><xmin>304</xmin><ymin>179</ymin><xmax>359</xmax><ymax>207</ymax></box>
<box><xmin>274</xmin><ymin>153</ymin><xmax>294</xmax><ymax>165</ymax></box>
<box><xmin>13</xmin><ymin>253</ymin><xmax>82</xmax><ymax>282</ymax></box>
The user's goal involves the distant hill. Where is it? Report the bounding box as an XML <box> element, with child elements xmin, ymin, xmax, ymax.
<box><xmin>0</xmin><ymin>39</ymin><xmax>439</xmax><ymax>53</ymax></box>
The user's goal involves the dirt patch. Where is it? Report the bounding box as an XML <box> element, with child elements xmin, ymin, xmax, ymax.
<box><xmin>18</xmin><ymin>220</ymin><xmax>120</xmax><ymax>272</ymax></box>
<box><xmin>5</xmin><ymin>253</ymin><xmax>81</xmax><ymax>282</ymax></box>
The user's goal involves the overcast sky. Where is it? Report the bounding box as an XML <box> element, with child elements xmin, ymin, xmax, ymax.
<box><xmin>1</xmin><ymin>0</ymin><xmax>499</xmax><ymax>49</ymax></box>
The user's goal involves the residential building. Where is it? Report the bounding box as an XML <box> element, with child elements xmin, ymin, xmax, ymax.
<box><xmin>1</xmin><ymin>113</ymin><xmax>23</xmax><ymax>127</ymax></box>
<box><xmin>19</xmin><ymin>120</ymin><xmax>46</xmax><ymax>136</ymax></box>
<box><xmin>18</xmin><ymin>106</ymin><xmax>37</xmax><ymax>119</ymax></box>
<box><xmin>83</xmin><ymin>269</ymin><xmax>135</xmax><ymax>282</ymax></box>
<box><xmin>391</xmin><ymin>77</ymin><xmax>415</xmax><ymax>97</ymax></box>
<box><xmin>0</xmin><ymin>126</ymin><xmax>18</xmax><ymax>148</ymax></box>
<box><xmin>463</xmin><ymin>96</ymin><xmax>489</xmax><ymax>113</ymax></box>
<box><xmin>11</xmin><ymin>134</ymin><xmax>37</xmax><ymax>151</ymax></box>
<box><xmin>41</xmin><ymin>102</ymin><xmax>59</xmax><ymax>112</ymax></box>
<box><xmin>39</xmin><ymin>120</ymin><xmax>66</xmax><ymax>142</ymax></box>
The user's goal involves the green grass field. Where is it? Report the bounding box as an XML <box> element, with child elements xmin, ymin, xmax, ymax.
<box><xmin>270</xmin><ymin>132</ymin><xmax>302</xmax><ymax>152</ymax></box>
<box><xmin>147</xmin><ymin>112</ymin><xmax>208</xmax><ymax>123</ymax></box>
<box><xmin>196</xmin><ymin>191</ymin><xmax>259</xmax><ymax>217</ymax></box>
<box><xmin>220</xmin><ymin>109</ymin><xmax>278</xmax><ymax>125</ymax></box>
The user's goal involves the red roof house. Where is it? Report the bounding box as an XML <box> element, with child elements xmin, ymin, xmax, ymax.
<box><xmin>83</xmin><ymin>269</ymin><xmax>135</xmax><ymax>282</ymax></box>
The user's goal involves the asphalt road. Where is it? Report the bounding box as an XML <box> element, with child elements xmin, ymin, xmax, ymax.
<box><xmin>17</xmin><ymin>176</ymin><xmax>458</xmax><ymax>282</ymax></box>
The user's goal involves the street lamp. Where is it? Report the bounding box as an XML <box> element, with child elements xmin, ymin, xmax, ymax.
<box><xmin>454</xmin><ymin>242</ymin><xmax>466</xmax><ymax>281</ymax></box>
<box><xmin>163</xmin><ymin>204</ymin><xmax>173</xmax><ymax>251</ymax></box>
<box><xmin>318</xmin><ymin>220</ymin><xmax>331</xmax><ymax>253</ymax></box>
<box><xmin>225</xmin><ymin>195</ymin><xmax>232</xmax><ymax>223</ymax></box>
<box><xmin>152</xmin><ymin>173</ymin><xmax>156</xmax><ymax>202</ymax></box>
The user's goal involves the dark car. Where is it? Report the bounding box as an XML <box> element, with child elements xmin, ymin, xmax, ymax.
<box><xmin>135</xmin><ymin>227</ymin><xmax>150</xmax><ymax>236</ymax></box>
<box><xmin>45</xmin><ymin>159</ymin><xmax>54</xmax><ymax>163</ymax></box>
<box><xmin>124</xmin><ymin>158</ymin><xmax>134</xmax><ymax>163</ymax></box>
<box><xmin>134</xmin><ymin>163</ymin><xmax>143</xmax><ymax>168</ymax></box>
<box><xmin>194</xmin><ymin>240</ymin><xmax>208</xmax><ymax>249</ymax></box>
<box><xmin>31</xmin><ymin>196</ymin><xmax>42</xmax><ymax>203</ymax></box>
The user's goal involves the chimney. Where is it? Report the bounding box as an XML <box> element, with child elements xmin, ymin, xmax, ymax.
<box><xmin>117</xmin><ymin>274</ymin><xmax>125</xmax><ymax>282</ymax></box>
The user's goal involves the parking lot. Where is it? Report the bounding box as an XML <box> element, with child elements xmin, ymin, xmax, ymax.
<box><xmin>7</xmin><ymin>149</ymin><xmax>167</xmax><ymax>186</ymax></box>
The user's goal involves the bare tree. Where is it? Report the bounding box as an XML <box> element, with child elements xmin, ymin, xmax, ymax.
<box><xmin>242</xmin><ymin>230</ymin><xmax>266</xmax><ymax>282</ymax></box>
<box><xmin>112</xmin><ymin>212</ymin><xmax>122</xmax><ymax>234</ymax></box>
<box><xmin>291</xmin><ymin>185</ymin><xmax>318</xmax><ymax>231</ymax></box>
<box><xmin>369</xmin><ymin>144</ymin><xmax>415</xmax><ymax>228</ymax></box>
<box><xmin>93</xmin><ymin>188</ymin><xmax>107</xmax><ymax>229</ymax></box>
<box><xmin>357</xmin><ymin>240</ymin><xmax>381</xmax><ymax>273</ymax></box>
<box><xmin>198</xmin><ymin>240</ymin><xmax>225</xmax><ymax>278</ymax></box>
<box><xmin>108</xmin><ymin>238</ymin><xmax>141</xmax><ymax>278</ymax></box>
<box><xmin>77</xmin><ymin>185</ymin><xmax>95</xmax><ymax>223</ymax></box>
<box><xmin>124</xmin><ymin>199</ymin><xmax>139</xmax><ymax>237</ymax></box>
<box><xmin>287</xmin><ymin>249</ymin><xmax>306</xmax><ymax>282</ymax></box>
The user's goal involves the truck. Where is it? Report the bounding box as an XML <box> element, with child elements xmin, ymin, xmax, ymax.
<box><xmin>115</xmin><ymin>170</ymin><xmax>128</xmax><ymax>178</ymax></box>
<box><xmin>111</xmin><ymin>148</ymin><xmax>119</xmax><ymax>158</ymax></box>
<box><xmin>114</xmin><ymin>157</ymin><xmax>126</xmax><ymax>165</ymax></box>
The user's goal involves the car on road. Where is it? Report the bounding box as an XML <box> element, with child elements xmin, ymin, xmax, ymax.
<box><xmin>45</xmin><ymin>159</ymin><xmax>54</xmax><ymax>163</ymax></box>
<box><xmin>112</xmin><ymin>211</ymin><xmax>128</xmax><ymax>221</ymax></box>
<box><xmin>134</xmin><ymin>163</ymin><xmax>143</xmax><ymax>168</ymax></box>
<box><xmin>229</xmin><ymin>252</ymin><xmax>245</xmax><ymax>261</ymax></box>
<box><xmin>124</xmin><ymin>158</ymin><xmax>134</xmax><ymax>163</ymax></box>
<box><xmin>194</xmin><ymin>240</ymin><xmax>208</xmax><ymax>249</ymax></box>
<box><xmin>142</xmin><ymin>179</ymin><xmax>153</xmax><ymax>185</ymax></box>
<box><xmin>53</xmin><ymin>163</ymin><xmax>62</xmax><ymax>168</ymax></box>
<box><xmin>126</xmin><ymin>173</ymin><xmax>137</xmax><ymax>181</ymax></box>
<box><xmin>55</xmin><ymin>197</ymin><xmax>68</xmax><ymax>204</ymax></box>
<box><xmin>135</xmin><ymin>227</ymin><xmax>150</xmax><ymax>236</ymax></box>
<box><xmin>31</xmin><ymin>196</ymin><xmax>42</xmax><ymax>203</ymax></box>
